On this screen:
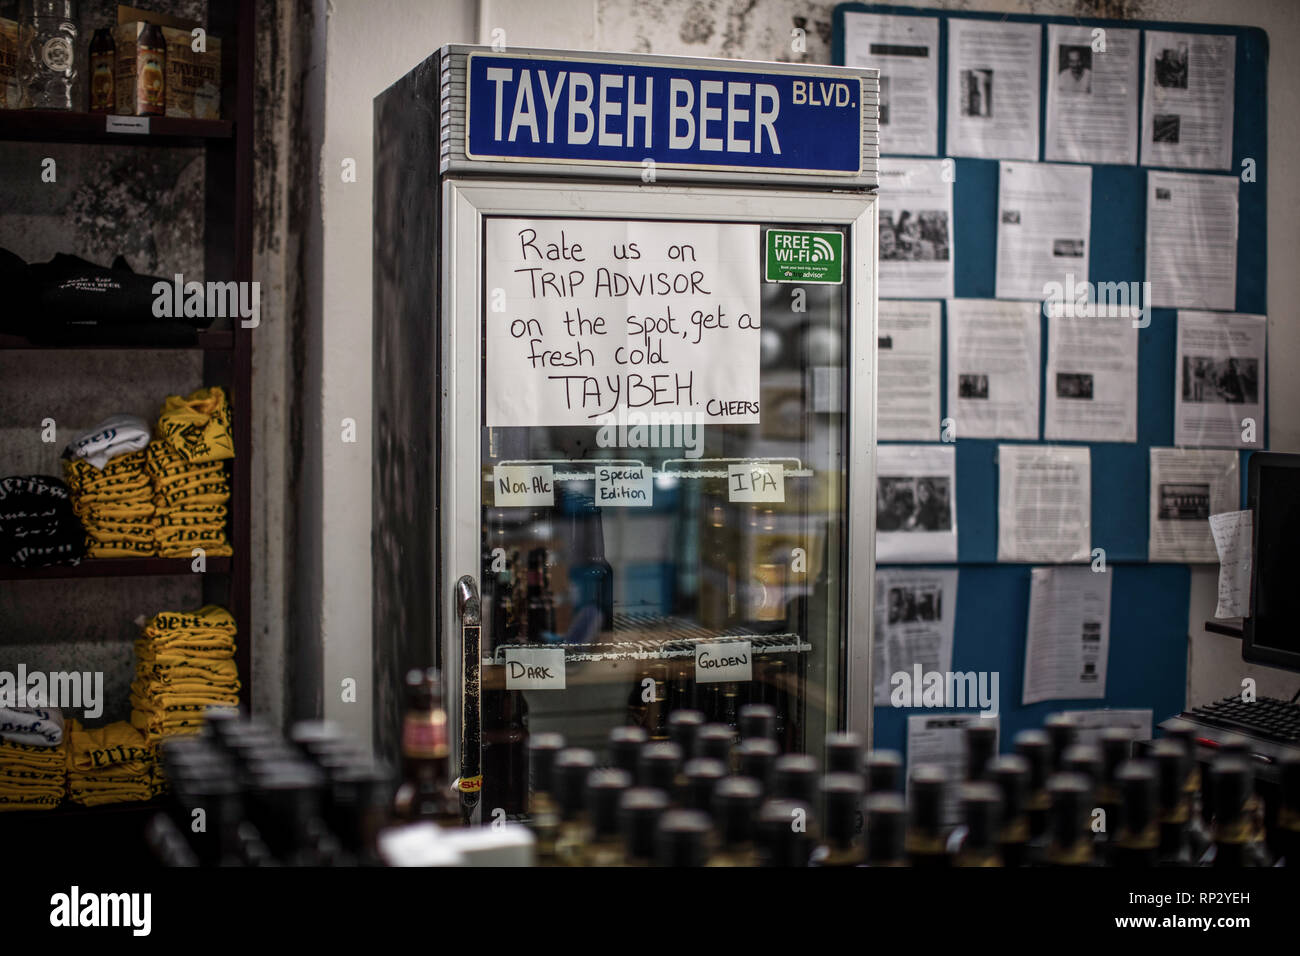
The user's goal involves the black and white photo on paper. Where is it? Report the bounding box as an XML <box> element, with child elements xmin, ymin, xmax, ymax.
<box><xmin>1001</xmin><ymin>209</ymin><xmax>1021</xmax><ymax>224</ymax></box>
<box><xmin>1155</xmin><ymin>187</ymin><xmax>1172</xmax><ymax>200</ymax></box>
<box><xmin>1158</xmin><ymin>482</ymin><xmax>1211</xmax><ymax>520</ymax></box>
<box><xmin>876</xmin><ymin>476</ymin><xmax>953</xmax><ymax>532</ymax></box>
<box><xmin>958</xmin><ymin>373</ymin><xmax>989</xmax><ymax>399</ymax></box>
<box><xmin>959</xmin><ymin>68</ymin><xmax>993</xmax><ymax>117</ymax></box>
<box><xmin>1153</xmin><ymin>113</ymin><xmax>1181</xmax><ymax>143</ymax></box>
<box><xmin>1181</xmin><ymin>356</ymin><xmax>1259</xmax><ymax>403</ymax></box>
<box><xmin>1052</xmin><ymin>238</ymin><xmax>1085</xmax><ymax>257</ymax></box>
<box><xmin>887</xmin><ymin>584</ymin><xmax>944</xmax><ymax>624</ymax></box>
<box><xmin>879</xmin><ymin>210</ymin><xmax>950</xmax><ymax>261</ymax></box>
<box><xmin>1055</xmin><ymin>372</ymin><xmax>1094</xmax><ymax>400</ymax></box>
<box><xmin>879</xmin><ymin>75</ymin><xmax>891</xmax><ymax>126</ymax></box>
<box><xmin>1056</xmin><ymin>45</ymin><xmax>1092</xmax><ymax>94</ymax></box>
<box><xmin>1154</xmin><ymin>44</ymin><xmax>1189</xmax><ymax>88</ymax></box>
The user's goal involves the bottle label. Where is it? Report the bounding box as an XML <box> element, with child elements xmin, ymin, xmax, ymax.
<box><xmin>402</xmin><ymin>713</ymin><xmax>449</xmax><ymax>758</ymax></box>
<box><xmin>41</xmin><ymin>36</ymin><xmax>72</xmax><ymax>73</ymax></box>
<box><xmin>140</xmin><ymin>49</ymin><xmax>164</xmax><ymax>109</ymax></box>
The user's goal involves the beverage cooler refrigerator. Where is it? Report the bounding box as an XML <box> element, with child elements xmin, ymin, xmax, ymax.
<box><xmin>373</xmin><ymin>45</ymin><xmax>879</xmax><ymax>823</ymax></box>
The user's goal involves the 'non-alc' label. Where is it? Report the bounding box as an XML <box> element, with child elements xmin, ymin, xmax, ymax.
<box><xmin>505</xmin><ymin>647</ymin><xmax>566</xmax><ymax>690</ymax></box>
<box><xmin>493</xmin><ymin>464</ymin><xmax>554</xmax><ymax>507</ymax></box>
<box><xmin>694</xmin><ymin>640</ymin><xmax>753</xmax><ymax>683</ymax></box>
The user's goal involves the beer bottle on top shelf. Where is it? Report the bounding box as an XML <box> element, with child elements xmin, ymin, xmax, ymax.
<box><xmin>988</xmin><ymin>754</ymin><xmax>1031</xmax><ymax>867</ymax></box>
<box><xmin>757</xmin><ymin>798</ymin><xmax>816</xmax><ymax>867</ymax></box>
<box><xmin>1043</xmin><ymin>713</ymin><xmax>1077</xmax><ymax>773</ymax></box>
<box><xmin>655</xmin><ymin>809</ymin><xmax>713</xmax><ymax>867</ymax></box>
<box><xmin>1275</xmin><ymin>753</ymin><xmax>1300</xmax><ymax>866</ymax></box>
<box><xmin>1111</xmin><ymin>760</ymin><xmax>1159</xmax><ymax>868</ymax></box>
<box><xmin>865</xmin><ymin>750</ymin><xmax>904</xmax><ymax>794</ymax></box>
<box><xmin>637</xmin><ymin>741</ymin><xmax>683</xmax><ymax>797</ymax></box>
<box><xmin>584</xmin><ymin>769</ymin><xmax>632</xmax><ymax>866</ymax></box>
<box><xmin>768</xmin><ymin>659</ymin><xmax>790</xmax><ymax>745</ymax></box>
<box><xmin>865</xmin><ymin>793</ymin><xmax>908</xmax><ymax>866</ymax></box>
<box><xmin>618</xmin><ymin>787</ymin><xmax>670</xmax><ymax>866</ymax></box>
<box><xmin>696</xmin><ymin>724</ymin><xmax>735</xmax><ymax>767</ymax></box>
<box><xmin>1201</xmin><ymin>757</ymin><xmax>1258</xmax><ymax>867</ymax></box>
<box><xmin>392</xmin><ymin>668</ymin><xmax>461</xmax><ymax>827</ymax></box>
<box><xmin>526</xmin><ymin>733</ymin><xmax>566</xmax><ymax>864</ymax></box>
<box><xmin>647</xmin><ymin>663</ymin><xmax>670</xmax><ymax>740</ymax></box>
<box><xmin>721</xmin><ymin>682</ymin><xmax>741</xmax><ymax>732</ymax></box>
<box><xmin>552</xmin><ymin>748</ymin><xmax>597</xmax><ymax>866</ymax></box>
<box><xmin>825</xmin><ymin>732</ymin><xmax>865</xmax><ymax>777</ymax></box>
<box><xmin>525</xmin><ymin>548</ymin><xmax>555</xmax><ymax>641</ymax></box>
<box><xmin>668</xmin><ymin>709</ymin><xmax>705</xmax><ymax>761</ymax></box>
<box><xmin>607</xmin><ymin>726</ymin><xmax>647</xmax><ymax>777</ymax></box>
<box><xmin>569</xmin><ymin>502</ymin><xmax>614</xmax><ymax>634</ymax></box>
<box><xmin>1045</xmin><ymin>773</ymin><xmax>1096</xmax><ymax>867</ymax></box>
<box><xmin>737</xmin><ymin>738</ymin><xmax>780</xmax><ymax>796</ymax></box>
<box><xmin>811</xmin><ymin>773</ymin><xmax>866</xmax><ymax>867</ymax></box>
<box><xmin>954</xmin><ymin>782</ymin><xmax>1003</xmax><ymax>867</ymax></box>
<box><xmin>481</xmin><ymin>684</ymin><xmax>529</xmax><ymax>818</ymax></box>
<box><xmin>964</xmin><ymin>723</ymin><xmax>998</xmax><ymax>782</ymax></box>
<box><xmin>1151</xmin><ymin>740</ymin><xmax>1195</xmax><ymax>866</ymax></box>
<box><xmin>681</xmin><ymin>758</ymin><xmax>727</xmax><ymax>814</ymax></box>
<box><xmin>708</xmin><ymin>776</ymin><xmax>763</xmax><ymax>867</ymax></box>
<box><xmin>906</xmin><ymin>766</ymin><xmax>950</xmax><ymax>867</ymax></box>
<box><xmin>1013</xmin><ymin>730</ymin><xmax>1052</xmax><ymax>845</ymax></box>
<box><xmin>738</xmin><ymin>703</ymin><xmax>777</xmax><ymax>742</ymax></box>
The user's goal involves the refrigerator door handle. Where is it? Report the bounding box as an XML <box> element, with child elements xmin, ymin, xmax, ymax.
<box><xmin>454</xmin><ymin>574</ymin><xmax>482</xmax><ymax>824</ymax></box>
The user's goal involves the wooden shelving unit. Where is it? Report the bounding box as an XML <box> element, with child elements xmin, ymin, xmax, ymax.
<box><xmin>0</xmin><ymin>1</ymin><xmax>255</xmax><ymax>824</ymax></box>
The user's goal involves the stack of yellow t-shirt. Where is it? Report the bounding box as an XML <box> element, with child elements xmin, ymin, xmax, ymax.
<box><xmin>65</xmin><ymin>719</ymin><xmax>163</xmax><ymax>806</ymax></box>
<box><xmin>130</xmin><ymin>604</ymin><xmax>240</xmax><ymax>744</ymax></box>
<box><xmin>0</xmin><ymin>737</ymin><xmax>66</xmax><ymax>812</ymax></box>
<box><xmin>63</xmin><ymin>450</ymin><xmax>158</xmax><ymax>557</ymax></box>
<box><xmin>148</xmin><ymin>386</ymin><xmax>235</xmax><ymax>558</ymax></box>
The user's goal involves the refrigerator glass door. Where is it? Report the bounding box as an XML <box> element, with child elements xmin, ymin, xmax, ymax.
<box><xmin>442</xmin><ymin>181</ymin><xmax>875</xmax><ymax>817</ymax></box>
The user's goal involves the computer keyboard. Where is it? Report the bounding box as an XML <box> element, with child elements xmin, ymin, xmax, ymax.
<box><xmin>1181</xmin><ymin>695</ymin><xmax>1300</xmax><ymax>745</ymax></box>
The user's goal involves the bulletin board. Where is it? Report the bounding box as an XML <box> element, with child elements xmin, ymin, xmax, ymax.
<box><xmin>833</xmin><ymin>4</ymin><xmax>1270</xmax><ymax>755</ymax></box>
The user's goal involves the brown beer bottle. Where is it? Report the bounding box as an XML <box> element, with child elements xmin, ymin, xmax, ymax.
<box><xmin>988</xmin><ymin>754</ymin><xmax>1030</xmax><ymax>866</ymax></box>
<box><xmin>865</xmin><ymin>793</ymin><xmax>907</xmax><ymax>866</ymax></box>
<box><xmin>1045</xmin><ymin>772</ymin><xmax>1095</xmax><ymax>867</ymax></box>
<box><xmin>954</xmin><ymin>782</ymin><xmax>1002</xmax><ymax>867</ymax></box>
<box><xmin>905</xmin><ymin>765</ymin><xmax>950</xmax><ymax>867</ymax></box>
<box><xmin>811</xmin><ymin>773</ymin><xmax>866</xmax><ymax>867</ymax></box>
<box><xmin>137</xmin><ymin>22</ymin><xmax>166</xmax><ymax>117</ymax></box>
<box><xmin>392</xmin><ymin>668</ymin><xmax>461</xmax><ymax>827</ymax></box>
<box><xmin>88</xmin><ymin>28</ymin><xmax>114</xmax><ymax>112</ymax></box>
<box><xmin>708</xmin><ymin>776</ymin><xmax>762</xmax><ymax>866</ymax></box>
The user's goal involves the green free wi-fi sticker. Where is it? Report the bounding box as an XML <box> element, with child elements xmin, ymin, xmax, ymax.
<box><xmin>764</xmin><ymin>229</ymin><xmax>844</xmax><ymax>284</ymax></box>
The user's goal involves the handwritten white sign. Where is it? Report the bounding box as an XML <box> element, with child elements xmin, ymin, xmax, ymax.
<box><xmin>727</xmin><ymin>462</ymin><xmax>785</xmax><ymax>502</ymax></box>
<box><xmin>504</xmin><ymin>647</ymin><xmax>566</xmax><ymax>690</ymax></box>
<box><xmin>484</xmin><ymin>218</ymin><xmax>762</xmax><ymax>428</ymax></box>
<box><xmin>493</xmin><ymin>465</ymin><xmax>554</xmax><ymax>507</ymax></box>
<box><xmin>106</xmin><ymin>115</ymin><xmax>150</xmax><ymax>134</ymax></box>
<box><xmin>695</xmin><ymin>640</ymin><xmax>754</xmax><ymax>683</ymax></box>
<box><xmin>594</xmin><ymin>464</ymin><xmax>652</xmax><ymax>507</ymax></box>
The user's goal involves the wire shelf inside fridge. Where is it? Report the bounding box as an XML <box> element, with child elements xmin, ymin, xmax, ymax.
<box><xmin>483</xmin><ymin>612</ymin><xmax>812</xmax><ymax>665</ymax></box>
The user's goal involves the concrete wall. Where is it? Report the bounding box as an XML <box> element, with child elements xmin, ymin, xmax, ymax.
<box><xmin>293</xmin><ymin>0</ymin><xmax>1299</xmax><ymax>743</ymax></box>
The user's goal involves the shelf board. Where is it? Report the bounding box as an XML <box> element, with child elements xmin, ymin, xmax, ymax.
<box><xmin>0</xmin><ymin>557</ymin><xmax>230</xmax><ymax>580</ymax></box>
<box><xmin>0</xmin><ymin>109</ymin><xmax>232</xmax><ymax>144</ymax></box>
<box><xmin>0</xmin><ymin>331</ymin><xmax>234</xmax><ymax>351</ymax></box>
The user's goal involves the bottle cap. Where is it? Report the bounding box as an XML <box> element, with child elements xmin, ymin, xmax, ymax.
<box><xmin>1098</xmin><ymin>729</ymin><xmax>1133</xmax><ymax>783</ymax></box>
<box><xmin>772</xmin><ymin>753</ymin><xmax>820</xmax><ymax>805</ymax></box>
<box><xmin>1014</xmin><ymin>730</ymin><xmax>1051</xmax><ymax>791</ymax></box>
<box><xmin>825</xmin><ymin>732</ymin><xmax>865</xmax><ymax>776</ymax></box>
<box><xmin>1063</xmin><ymin>744</ymin><xmax>1103</xmax><ymax>788</ymax></box>
<box><xmin>1150</xmin><ymin>740</ymin><xmax>1188</xmax><ymax>812</ymax></box>
<box><xmin>1209</xmin><ymin>756</ymin><xmax>1253</xmax><ymax>824</ymax></box>
<box><xmin>681</xmin><ymin>758</ymin><xmax>727</xmax><ymax>813</ymax></box>
<box><xmin>987</xmin><ymin>754</ymin><xmax>1028</xmax><ymax>823</ymax></box>
<box><xmin>738</xmin><ymin>703</ymin><xmax>777</xmax><ymax>741</ymax></box>
<box><xmin>1044</xmin><ymin>714</ymin><xmax>1077</xmax><ymax>771</ymax></box>
<box><xmin>865</xmin><ymin>750</ymin><xmax>903</xmax><ymax>793</ymax></box>
<box><xmin>654</xmin><ymin>809</ymin><xmax>712</xmax><ymax>867</ymax></box>
<box><xmin>587</xmin><ymin>768</ymin><xmax>632</xmax><ymax>838</ymax></box>
<box><xmin>529</xmin><ymin>733</ymin><xmax>567</xmax><ymax>796</ymax></box>
<box><xmin>964</xmin><ymin>723</ymin><xmax>998</xmax><ymax>781</ymax></box>
<box><xmin>736</xmin><ymin>738</ymin><xmax>779</xmax><ymax>792</ymax></box>
<box><xmin>667</xmin><ymin>710</ymin><xmax>705</xmax><ymax>759</ymax></box>
<box><xmin>960</xmin><ymin>781</ymin><xmax>1002</xmax><ymax>850</ymax></box>
<box><xmin>1116</xmin><ymin>760</ymin><xmax>1157</xmax><ymax>836</ymax></box>
<box><xmin>553</xmin><ymin>749</ymin><xmax>597</xmax><ymax>818</ymax></box>
<box><xmin>619</xmin><ymin>787</ymin><xmax>670</xmax><ymax>862</ymax></box>
<box><xmin>607</xmin><ymin>726</ymin><xmax>647</xmax><ymax>776</ymax></box>
<box><xmin>712</xmin><ymin>776</ymin><xmax>762</xmax><ymax>847</ymax></box>
<box><xmin>695</xmin><ymin>724</ymin><xmax>734</xmax><ymax>765</ymax></box>
<box><xmin>637</xmin><ymin>741</ymin><xmax>683</xmax><ymax>793</ymax></box>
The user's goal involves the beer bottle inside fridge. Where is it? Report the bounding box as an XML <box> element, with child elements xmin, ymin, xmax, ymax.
<box><xmin>481</xmin><ymin>680</ymin><xmax>529</xmax><ymax>818</ymax></box>
<box><xmin>584</xmin><ymin>768</ymin><xmax>632</xmax><ymax>866</ymax></box>
<box><xmin>1112</xmin><ymin>760</ymin><xmax>1159</xmax><ymax>868</ymax></box>
<box><xmin>569</xmin><ymin>500</ymin><xmax>614</xmax><ymax>635</ymax></box>
<box><xmin>905</xmin><ymin>765</ymin><xmax>950</xmax><ymax>867</ymax></box>
<box><xmin>708</xmin><ymin>776</ymin><xmax>763</xmax><ymax>867</ymax></box>
<box><xmin>811</xmin><ymin>773</ymin><xmax>866</xmax><ymax>867</ymax></box>
<box><xmin>525</xmin><ymin>548</ymin><xmax>555</xmax><ymax>641</ymax></box>
<box><xmin>954</xmin><ymin>782</ymin><xmax>1002</xmax><ymax>867</ymax></box>
<box><xmin>988</xmin><ymin>754</ymin><xmax>1030</xmax><ymax>867</ymax></box>
<box><xmin>865</xmin><ymin>793</ymin><xmax>907</xmax><ymax>866</ymax></box>
<box><xmin>392</xmin><ymin>668</ymin><xmax>461</xmax><ymax>827</ymax></box>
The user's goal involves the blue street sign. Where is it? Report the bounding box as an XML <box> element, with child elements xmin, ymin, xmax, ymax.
<box><xmin>466</xmin><ymin>52</ymin><xmax>864</xmax><ymax>175</ymax></box>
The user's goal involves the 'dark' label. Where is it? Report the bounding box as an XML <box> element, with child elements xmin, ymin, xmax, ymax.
<box><xmin>694</xmin><ymin>640</ymin><xmax>753</xmax><ymax>683</ymax></box>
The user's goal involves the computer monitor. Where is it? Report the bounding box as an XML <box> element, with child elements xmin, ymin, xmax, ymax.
<box><xmin>1244</xmin><ymin>452</ymin><xmax>1300</xmax><ymax>672</ymax></box>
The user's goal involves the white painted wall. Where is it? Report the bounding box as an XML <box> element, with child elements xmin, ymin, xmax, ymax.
<box><xmin>303</xmin><ymin>0</ymin><xmax>1299</xmax><ymax>739</ymax></box>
